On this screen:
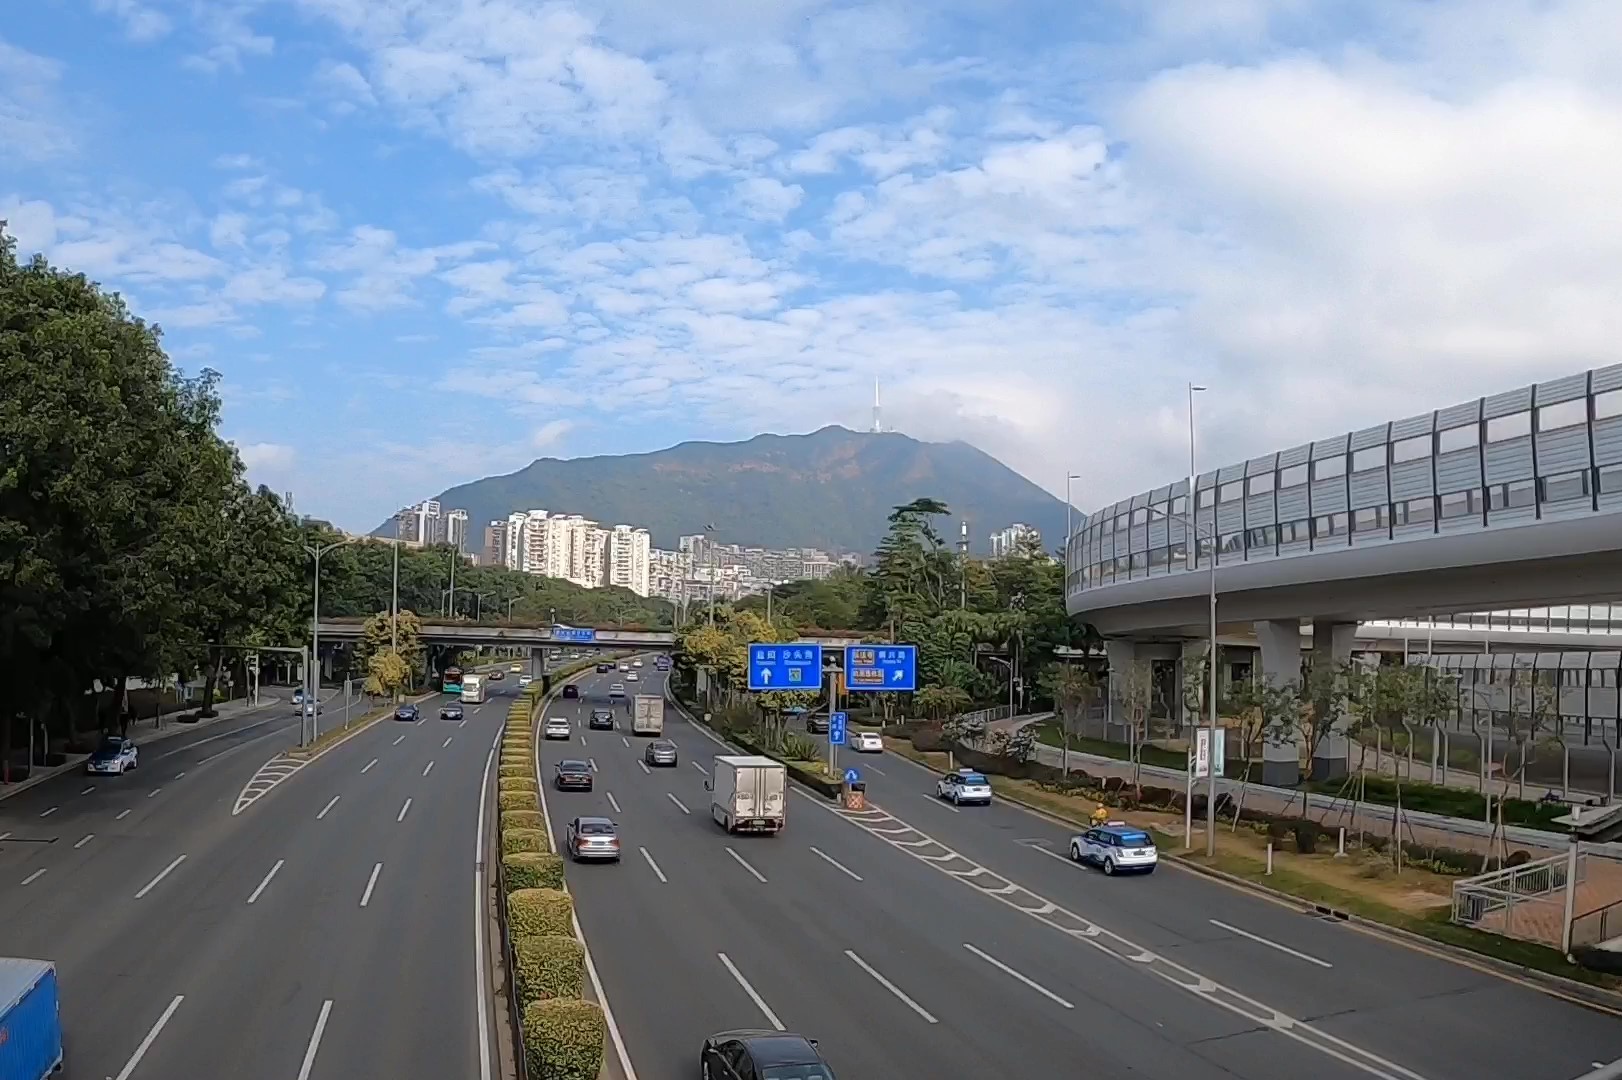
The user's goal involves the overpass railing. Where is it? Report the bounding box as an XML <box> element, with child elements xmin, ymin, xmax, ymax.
<box><xmin>1451</xmin><ymin>852</ymin><xmax>1588</xmax><ymax>946</ymax></box>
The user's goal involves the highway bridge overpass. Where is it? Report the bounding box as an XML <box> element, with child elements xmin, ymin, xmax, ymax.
<box><xmin>313</xmin><ymin>619</ymin><xmax>871</xmax><ymax>651</ymax></box>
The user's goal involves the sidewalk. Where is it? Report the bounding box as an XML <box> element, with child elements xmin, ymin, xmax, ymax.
<box><xmin>0</xmin><ymin>689</ymin><xmax>288</xmax><ymax>803</ymax></box>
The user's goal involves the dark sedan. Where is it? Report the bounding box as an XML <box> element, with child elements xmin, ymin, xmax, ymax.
<box><xmin>554</xmin><ymin>759</ymin><xmax>593</xmax><ymax>791</ymax></box>
<box><xmin>440</xmin><ymin>702</ymin><xmax>463</xmax><ymax>721</ymax></box>
<box><xmin>562</xmin><ymin>684</ymin><xmax>580</xmax><ymax>699</ymax></box>
<box><xmin>643</xmin><ymin>739</ymin><xmax>678</xmax><ymax>767</ymax></box>
<box><xmin>596</xmin><ymin>662</ymin><xmax>614</xmax><ymax>673</ymax></box>
<box><xmin>394</xmin><ymin>703</ymin><xmax>419</xmax><ymax>722</ymax></box>
<box><xmin>488</xmin><ymin>669</ymin><xmax>504</xmax><ymax>681</ymax></box>
<box><xmin>804</xmin><ymin>714</ymin><xmax>829</xmax><ymax>734</ymax></box>
<box><xmin>588</xmin><ymin>709</ymin><xmax>616</xmax><ymax>731</ymax></box>
<box><xmin>701</xmin><ymin>1030</ymin><xmax>833</xmax><ymax>1080</ymax></box>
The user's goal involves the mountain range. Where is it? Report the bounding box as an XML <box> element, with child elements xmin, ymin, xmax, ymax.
<box><xmin>381</xmin><ymin>426</ymin><xmax>1071</xmax><ymax>556</ymax></box>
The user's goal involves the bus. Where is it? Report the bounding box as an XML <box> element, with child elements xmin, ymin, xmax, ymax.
<box><xmin>442</xmin><ymin>666</ymin><xmax>464</xmax><ymax>694</ymax></box>
<box><xmin>461</xmin><ymin>674</ymin><xmax>485</xmax><ymax>704</ymax></box>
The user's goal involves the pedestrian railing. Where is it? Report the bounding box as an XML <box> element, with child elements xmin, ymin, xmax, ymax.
<box><xmin>1451</xmin><ymin>852</ymin><xmax>1588</xmax><ymax>944</ymax></box>
<box><xmin>1572</xmin><ymin>895</ymin><xmax>1622</xmax><ymax>949</ymax></box>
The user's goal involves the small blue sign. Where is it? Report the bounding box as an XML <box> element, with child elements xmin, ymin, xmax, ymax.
<box><xmin>844</xmin><ymin>644</ymin><xmax>917</xmax><ymax>692</ymax></box>
<box><xmin>828</xmin><ymin>710</ymin><xmax>848</xmax><ymax>746</ymax></box>
<box><xmin>553</xmin><ymin>626</ymin><xmax>596</xmax><ymax>643</ymax></box>
<box><xmin>844</xmin><ymin>767</ymin><xmax>861</xmax><ymax>784</ymax></box>
<box><xmin>747</xmin><ymin>643</ymin><xmax>823</xmax><ymax>692</ymax></box>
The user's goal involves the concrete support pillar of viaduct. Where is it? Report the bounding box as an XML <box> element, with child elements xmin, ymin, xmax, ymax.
<box><xmin>1310</xmin><ymin>622</ymin><xmax>1356</xmax><ymax>781</ymax></box>
<box><xmin>1105</xmin><ymin>639</ymin><xmax>1137</xmax><ymax>743</ymax></box>
<box><xmin>1255</xmin><ymin>618</ymin><xmax>1303</xmax><ymax>787</ymax></box>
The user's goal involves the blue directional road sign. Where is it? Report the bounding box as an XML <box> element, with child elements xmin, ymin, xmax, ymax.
<box><xmin>844</xmin><ymin>767</ymin><xmax>861</xmax><ymax>784</ymax></box>
<box><xmin>747</xmin><ymin>643</ymin><xmax>823</xmax><ymax>692</ymax></box>
<box><xmin>844</xmin><ymin>645</ymin><xmax>917</xmax><ymax>692</ymax></box>
<box><xmin>552</xmin><ymin>626</ymin><xmax>596</xmax><ymax>643</ymax></box>
<box><xmin>828</xmin><ymin>710</ymin><xmax>848</xmax><ymax>746</ymax></box>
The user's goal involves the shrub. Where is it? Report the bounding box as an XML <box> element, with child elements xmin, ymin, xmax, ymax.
<box><xmin>503</xmin><ymin>828</ymin><xmax>550</xmax><ymax>856</ymax></box>
<box><xmin>505</xmin><ymin>851</ymin><xmax>565</xmax><ymax>890</ymax></box>
<box><xmin>1505</xmin><ymin>849</ymin><xmax>1534</xmax><ymax>868</ymax></box>
<box><xmin>501</xmin><ymin>809</ymin><xmax>544</xmax><ymax>833</ymax></box>
<box><xmin>503</xmin><ymin>740</ymin><xmax>533</xmax><ymax>756</ymax></box>
<box><xmin>910</xmin><ymin>727</ymin><xmax>948</xmax><ymax>753</ymax></box>
<box><xmin>499</xmin><ymin>790</ymin><xmax>540</xmax><ymax>813</ymax></box>
<box><xmin>1292</xmin><ymin>822</ymin><xmax>1318</xmax><ymax>854</ymax></box>
<box><xmin>500</xmin><ymin>763</ymin><xmax>531</xmax><ymax>779</ymax></box>
<box><xmin>522</xmin><ymin>999</ymin><xmax>605</xmax><ymax>1080</ymax></box>
<box><xmin>513</xmin><ymin>934</ymin><xmax>585</xmax><ymax>1006</ymax></box>
<box><xmin>507</xmin><ymin>887</ymin><xmax>573</xmax><ymax>936</ymax></box>
<box><xmin>500</xmin><ymin>776</ymin><xmax>540</xmax><ymax>794</ymax></box>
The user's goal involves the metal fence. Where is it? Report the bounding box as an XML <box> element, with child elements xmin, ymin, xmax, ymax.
<box><xmin>1451</xmin><ymin>852</ymin><xmax>1588</xmax><ymax>945</ymax></box>
<box><xmin>1572</xmin><ymin>896</ymin><xmax>1622</xmax><ymax>949</ymax></box>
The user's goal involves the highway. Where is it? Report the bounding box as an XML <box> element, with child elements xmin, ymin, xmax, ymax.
<box><xmin>540</xmin><ymin>666</ymin><xmax>1622</xmax><ymax>1080</ymax></box>
<box><xmin>0</xmin><ymin>676</ymin><xmax>508</xmax><ymax>1080</ymax></box>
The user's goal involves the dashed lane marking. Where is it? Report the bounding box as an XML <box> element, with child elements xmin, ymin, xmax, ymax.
<box><xmin>232</xmin><ymin>757</ymin><xmax>307</xmax><ymax>816</ymax></box>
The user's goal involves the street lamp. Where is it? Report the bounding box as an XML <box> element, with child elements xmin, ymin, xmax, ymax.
<box><xmin>392</xmin><ymin>512</ymin><xmax>404</xmax><ymax>652</ymax></box>
<box><xmin>1064</xmin><ymin>471</ymin><xmax>1082</xmax><ymax>592</ymax></box>
<box><xmin>507</xmin><ymin>597</ymin><xmax>520</xmax><ymax>621</ymax></box>
<box><xmin>705</xmin><ymin>523</ymin><xmax>718</xmax><ymax>626</ymax></box>
<box><xmin>303</xmin><ymin>537</ymin><xmax>355</xmax><ymax>746</ymax></box>
<box><xmin>473</xmin><ymin>591</ymin><xmax>494</xmax><ymax>621</ymax></box>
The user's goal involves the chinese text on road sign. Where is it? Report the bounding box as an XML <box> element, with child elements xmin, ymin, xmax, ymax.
<box><xmin>843</xmin><ymin>645</ymin><xmax>917</xmax><ymax>692</ymax></box>
<box><xmin>747</xmin><ymin>643</ymin><xmax>824</xmax><ymax>692</ymax></box>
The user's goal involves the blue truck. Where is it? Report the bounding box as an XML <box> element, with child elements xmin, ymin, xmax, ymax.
<box><xmin>0</xmin><ymin>958</ymin><xmax>62</xmax><ymax>1080</ymax></box>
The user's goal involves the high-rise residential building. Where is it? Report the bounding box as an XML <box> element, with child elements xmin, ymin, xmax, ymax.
<box><xmin>414</xmin><ymin>500</ymin><xmax>443</xmax><ymax>546</ymax></box>
<box><xmin>446</xmin><ymin>509</ymin><xmax>469</xmax><ymax>552</ymax></box>
<box><xmin>990</xmin><ymin>523</ymin><xmax>1041</xmax><ymax>557</ymax></box>
<box><xmin>649</xmin><ymin>547</ymin><xmax>688</xmax><ymax>602</ymax></box>
<box><xmin>606</xmin><ymin>525</ymin><xmax>652</xmax><ymax>596</ymax></box>
<box><xmin>483</xmin><ymin>520</ymin><xmax>508</xmax><ymax>567</ymax></box>
<box><xmin>505</xmin><ymin>511</ymin><xmax>531</xmax><ymax>570</ymax></box>
<box><xmin>575</xmin><ymin>522</ymin><xmax>608</xmax><ymax>590</ymax></box>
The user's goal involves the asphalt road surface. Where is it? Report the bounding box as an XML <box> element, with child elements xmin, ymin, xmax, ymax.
<box><xmin>537</xmin><ymin>667</ymin><xmax>1622</xmax><ymax>1080</ymax></box>
<box><xmin>0</xmin><ymin>677</ymin><xmax>510</xmax><ymax>1080</ymax></box>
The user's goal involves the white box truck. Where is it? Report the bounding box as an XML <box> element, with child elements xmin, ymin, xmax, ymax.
<box><xmin>631</xmin><ymin>694</ymin><xmax>664</xmax><ymax>736</ymax></box>
<box><xmin>706</xmin><ymin>755</ymin><xmax>787</xmax><ymax>835</ymax></box>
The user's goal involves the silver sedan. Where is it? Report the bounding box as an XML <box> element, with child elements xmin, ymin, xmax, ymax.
<box><xmin>643</xmin><ymin>739</ymin><xmax>678</xmax><ymax>767</ymax></box>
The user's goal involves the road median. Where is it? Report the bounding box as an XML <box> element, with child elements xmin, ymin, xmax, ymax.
<box><xmin>281</xmin><ymin>688</ymin><xmax>436</xmax><ymax>762</ymax></box>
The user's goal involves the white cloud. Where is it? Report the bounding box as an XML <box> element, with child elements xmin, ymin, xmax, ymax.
<box><xmin>92</xmin><ymin>0</ymin><xmax>173</xmax><ymax>43</ymax></box>
<box><xmin>531</xmin><ymin>418</ymin><xmax>575</xmax><ymax>450</ymax></box>
<box><xmin>733</xmin><ymin>176</ymin><xmax>804</xmax><ymax>221</ymax></box>
<box><xmin>0</xmin><ymin>41</ymin><xmax>73</xmax><ymax>162</ymax></box>
<box><xmin>235</xmin><ymin>441</ymin><xmax>297</xmax><ymax>470</ymax></box>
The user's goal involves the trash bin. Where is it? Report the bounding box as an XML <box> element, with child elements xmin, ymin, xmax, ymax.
<box><xmin>842</xmin><ymin>779</ymin><xmax>867</xmax><ymax>811</ymax></box>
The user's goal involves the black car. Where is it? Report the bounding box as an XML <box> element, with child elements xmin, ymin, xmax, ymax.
<box><xmin>562</xmin><ymin>684</ymin><xmax>580</xmax><ymax>699</ymax></box>
<box><xmin>804</xmin><ymin>715</ymin><xmax>829</xmax><ymax>734</ymax></box>
<box><xmin>554</xmin><ymin>759</ymin><xmax>593</xmax><ymax>791</ymax></box>
<box><xmin>440</xmin><ymin>702</ymin><xmax>463</xmax><ymax>721</ymax></box>
<box><xmin>596</xmin><ymin>662</ymin><xmax>613</xmax><ymax>673</ymax></box>
<box><xmin>488</xmin><ymin>669</ymin><xmax>504</xmax><ymax>681</ymax></box>
<box><xmin>589</xmin><ymin>709</ymin><xmax>615</xmax><ymax>731</ymax></box>
<box><xmin>701</xmin><ymin>1030</ymin><xmax>833</xmax><ymax>1080</ymax></box>
<box><xmin>394</xmin><ymin>703</ymin><xmax>419</xmax><ymax>722</ymax></box>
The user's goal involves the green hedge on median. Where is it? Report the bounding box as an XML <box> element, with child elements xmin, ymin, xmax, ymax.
<box><xmin>513</xmin><ymin>933</ymin><xmax>585</xmax><ymax>1006</ymax></box>
<box><xmin>499</xmin><ymin>763</ymin><xmax>531</xmax><ymax>779</ymax></box>
<box><xmin>522</xmin><ymin>999</ymin><xmax>605</xmax><ymax>1080</ymax></box>
<box><xmin>504</xmin><ymin>851</ymin><xmax>565</xmax><ymax>890</ymax></box>
<box><xmin>499</xmin><ymin>776</ymin><xmax>540</xmax><ymax>795</ymax></box>
<box><xmin>502</xmin><ymin>828</ymin><xmax>550</xmax><ymax>857</ymax></box>
<box><xmin>499</xmin><ymin>790</ymin><xmax>540</xmax><ymax>813</ymax></box>
<box><xmin>501</xmin><ymin>808</ymin><xmax>544</xmax><ymax>833</ymax></box>
<box><xmin>507</xmin><ymin>887</ymin><xmax>573</xmax><ymax>936</ymax></box>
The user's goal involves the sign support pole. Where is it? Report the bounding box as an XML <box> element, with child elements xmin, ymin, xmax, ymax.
<box><xmin>827</xmin><ymin>665</ymin><xmax>837</xmax><ymax>778</ymax></box>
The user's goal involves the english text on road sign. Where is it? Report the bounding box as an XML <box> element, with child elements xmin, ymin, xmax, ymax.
<box><xmin>552</xmin><ymin>626</ymin><xmax>596</xmax><ymax>643</ymax></box>
<box><xmin>747</xmin><ymin>643</ymin><xmax>823</xmax><ymax>692</ymax></box>
<box><xmin>844</xmin><ymin>767</ymin><xmax>861</xmax><ymax>784</ymax></box>
<box><xmin>829</xmin><ymin>710</ymin><xmax>848</xmax><ymax>746</ymax></box>
<box><xmin>844</xmin><ymin>644</ymin><xmax>917</xmax><ymax>692</ymax></box>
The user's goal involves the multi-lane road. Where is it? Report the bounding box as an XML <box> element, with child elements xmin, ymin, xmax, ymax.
<box><xmin>0</xmin><ymin>678</ymin><xmax>508</xmax><ymax>1080</ymax></box>
<box><xmin>541</xmin><ymin>666</ymin><xmax>1622</xmax><ymax>1080</ymax></box>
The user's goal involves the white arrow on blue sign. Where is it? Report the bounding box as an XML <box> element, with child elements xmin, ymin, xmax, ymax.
<box><xmin>844</xmin><ymin>767</ymin><xmax>861</xmax><ymax>784</ymax></box>
<box><xmin>747</xmin><ymin>643</ymin><xmax>823</xmax><ymax>692</ymax></box>
<box><xmin>843</xmin><ymin>644</ymin><xmax>917</xmax><ymax>692</ymax></box>
<box><xmin>828</xmin><ymin>710</ymin><xmax>847</xmax><ymax>746</ymax></box>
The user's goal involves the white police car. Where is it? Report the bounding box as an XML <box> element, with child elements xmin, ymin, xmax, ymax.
<box><xmin>1070</xmin><ymin>822</ymin><xmax>1158</xmax><ymax>875</ymax></box>
<box><xmin>935</xmin><ymin>768</ymin><xmax>993</xmax><ymax>806</ymax></box>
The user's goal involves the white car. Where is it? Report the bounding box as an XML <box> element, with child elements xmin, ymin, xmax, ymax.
<box><xmin>608</xmin><ymin>683</ymin><xmax>626</xmax><ymax>699</ymax></box>
<box><xmin>86</xmin><ymin>736</ymin><xmax>138</xmax><ymax>775</ymax></box>
<box><xmin>632</xmin><ymin>659</ymin><xmax>643</xmax><ymax>668</ymax></box>
<box><xmin>626</xmin><ymin>671</ymin><xmax>638</xmax><ymax>682</ymax></box>
<box><xmin>518</xmin><ymin>674</ymin><xmax>534</xmax><ymax>687</ymax></box>
<box><xmin>542</xmin><ymin>716</ymin><xmax>572</xmax><ymax>740</ymax></box>
<box><xmin>853</xmin><ymin>732</ymin><xmax>884</xmax><ymax>753</ymax></box>
<box><xmin>936</xmin><ymin>768</ymin><xmax>993</xmax><ymax>806</ymax></box>
<box><xmin>1070</xmin><ymin>823</ymin><xmax>1158</xmax><ymax>875</ymax></box>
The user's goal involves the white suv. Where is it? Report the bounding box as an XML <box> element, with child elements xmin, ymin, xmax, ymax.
<box><xmin>936</xmin><ymin>769</ymin><xmax>993</xmax><ymax>806</ymax></box>
<box><xmin>542</xmin><ymin>716</ymin><xmax>572</xmax><ymax>740</ymax></box>
<box><xmin>1070</xmin><ymin>823</ymin><xmax>1158</xmax><ymax>875</ymax></box>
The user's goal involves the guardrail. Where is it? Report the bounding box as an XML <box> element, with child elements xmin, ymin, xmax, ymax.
<box><xmin>1572</xmin><ymin>895</ymin><xmax>1622</xmax><ymax>949</ymax></box>
<box><xmin>1452</xmin><ymin>852</ymin><xmax>1588</xmax><ymax>944</ymax></box>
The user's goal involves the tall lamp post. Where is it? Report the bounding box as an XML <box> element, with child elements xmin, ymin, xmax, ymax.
<box><xmin>303</xmin><ymin>537</ymin><xmax>354</xmax><ymax>747</ymax></box>
<box><xmin>473</xmin><ymin>591</ymin><xmax>494</xmax><ymax>622</ymax></box>
<box><xmin>507</xmin><ymin>597</ymin><xmax>520</xmax><ymax>621</ymax></box>
<box><xmin>705</xmin><ymin>523</ymin><xmax>717</xmax><ymax>627</ymax></box>
<box><xmin>392</xmin><ymin>512</ymin><xmax>404</xmax><ymax>652</ymax></box>
<box><xmin>1064</xmin><ymin>471</ymin><xmax>1082</xmax><ymax>593</ymax></box>
<box><xmin>1186</xmin><ymin>382</ymin><xmax>1216</xmax><ymax>857</ymax></box>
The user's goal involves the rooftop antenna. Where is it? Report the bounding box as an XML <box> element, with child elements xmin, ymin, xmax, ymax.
<box><xmin>872</xmin><ymin>378</ymin><xmax>883</xmax><ymax>434</ymax></box>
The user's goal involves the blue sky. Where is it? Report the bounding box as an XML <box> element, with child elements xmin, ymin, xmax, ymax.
<box><xmin>5</xmin><ymin>0</ymin><xmax>1621</xmax><ymax>532</ymax></box>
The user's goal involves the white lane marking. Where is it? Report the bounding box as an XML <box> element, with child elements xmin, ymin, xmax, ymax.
<box><xmin>459</xmin><ymin>717</ymin><xmax>468</xmax><ymax>729</ymax></box>
<box><xmin>824</xmin><ymin>803</ymin><xmax>1427</xmax><ymax>1080</ymax></box>
<box><xmin>74</xmin><ymin>833</ymin><xmax>95</xmax><ymax>849</ymax></box>
<box><xmin>863</xmin><ymin>763</ymin><xmax>887</xmax><ymax>776</ymax></box>
<box><xmin>923</xmin><ymin>793</ymin><xmax>960</xmax><ymax>812</ymax></box>
<box><xmin>589</xmin><ymin>758</ymin><xmax>599</xmax><ymax>773</ymax></box>
<box><xmin>667</xmin><ymin>792</ymin><xmax>690</xmax><ymax>815</ymax></box>
<box><xmin>317</xmin><ymin>795</ymin><xmax>341</xmax><ymax>819</ymax></box>
<box><xmin>725</xmin><ymin>846</ymin><xmax>767</xmax><ymax>883</ymax></box>
<box><xmin>114</xmin><ymin>994</ymin><xmax>184</xmax><ymax>1080</ymax></box>
<box><xmin>809</xmin><ymin>846</ymin><xmax>863</xmax><ymax>881</ymax></box>
<box><xmin>362</xmin><ymin>758</ymin><xmax>378</xmax><ymax>774</ymax></box>
<box><xmin>718</xmin><ymin>953</ymin><xmax>783</xmax><ymax>1030</ymax></box>
<box><xmin>21</xmin><ymin>868</ymin><xmax>46</xmax><ymax>886</ymax></box>
<box><xmin>39</xmin><ymin>806</ymin><xmax>57</xmax><ymax>817</ymax></box>
<box><xmin>232</xmin><ymin>757</ymin><xmax>307</xmax><ymax>816</ymax></box>
<box><xmin>962</xmin><ymin>942</ymin><xmax>1075</xmax><ymax>1008</ymax></box>
<box><xmin>247</xmin><ymin>859</ymin><xmax>285</xmax><ymax>904</ymax></box>
<box><xmin>360</xmin><ymin>861</ymin><xmax>383</xmax><ymax>906</ymax></box>
<box><xmin>81</xmin><ymin>785</ymin><xmax>96</xmax><ymax>795</ymax></box>
<box><xmin>416</xmin><ymin>717</ymin><xmax>425</xmax><ymax>726</ymax></box>
<box><xmin>691</xmin><ymin>761</ymin><xmax>708</xmax><ymax>775</ymax></box>
<box><xmin>147</xmin><ymin>788</ymin><xmax>162</xmax><ymax>798</ymax></box>
<box><xmin>393</xmin><ymin>734</ymin><xmax>406</xmax><ymax>745</ymax></box>
<box><xmin>606</xmin><ymin>791</ymin><xmax>622</xmax><ymax>814</ymax></box>
<box><xmin>174</xmin><ymin>771</ymin><xmax>185</xmax><ymax>779</ymax></box>
<box><xmin>443</xmin><ymin>736</ymin><xmax>454</xmax><ymax>748</ymax></box>
<box><xmin>134</xmin><ymin>854</ymin><xmax>186</xmax><ymax>899</ymax></box>
<box><xmin>640</xmin><ymin>846</ymin><xmax>667</xmax><ymax>883</ymax></box>
<box><xmin>579</xmin><ymin>735</ymin><xmax>587</xmax><ymax>746</ymax></box>
<box><xmin>474</xmin><ymin>741</ymin><xmax>497</xmax><ymax>1080</ymax></box>
<box><xmin>621</xmin><ymin>736</ymin><xmax>630</xmax><ymax>747</ymax></box>
<box><xmin>845</xmin><ymin>950</ymin><xmax>938</xmax><ymax>1023</ymax></box>
<box><xmin>1209</xmin><ymin>919</ymin><xmax>1335</xmax><ymax>969</ymax></box>
<box><xmin>0</xmin><ymin>831</ymin><xmax>8</xmax><ymax>841</ymax></box>
<box><xmin>398</xmin><ymin>797</ymin><xmax>413</xmax><ymax>822</ymax></box>
<box><xmin>116</xmin><ymin>809</ymin><xmax>132</xmax><ymax>820</ymax></box>
<box><xmin>638</xmin><ymin>760</ymin><xmax>650</xmax><ymax>775</ymax></box>
<box><xmin>423</xmin><ymin>760</ymin><xmax>435</xmax><ymax>777</ymax></box>
<box><xmin>294</xmin><ymin>999</ymin><xmax>334</xmax><ymax>1080</ymax></box>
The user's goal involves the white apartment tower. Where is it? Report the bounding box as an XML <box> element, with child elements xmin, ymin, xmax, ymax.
<box><xmin>505</xmin><ymin>512</ymin><xmax>530</xmax><ymax>570</ymax></box>
<box><xmin>446</xmin><ymin>508</ymin><xmax>469</xmax><ymax>552</ymax></box>
<box><xmin>606</xmin><ymin>525</ymin><xmax>652</xmax><ymax>596</ymax></box>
